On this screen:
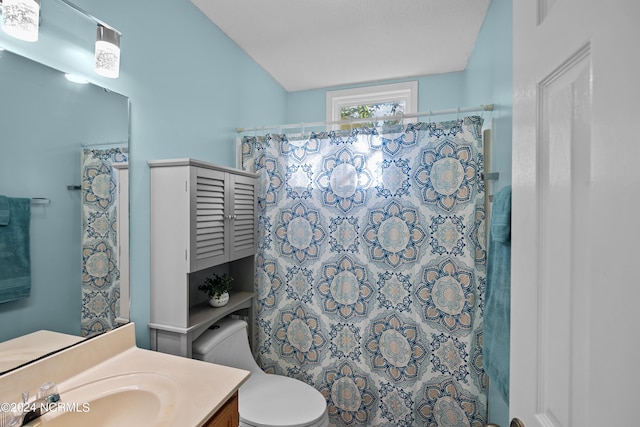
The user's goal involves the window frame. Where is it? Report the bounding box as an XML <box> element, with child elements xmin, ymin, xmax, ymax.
<box><xmin>325</xmin><ymin>81</ymin><xmax>418</xmax><ymax>129</ymax></box>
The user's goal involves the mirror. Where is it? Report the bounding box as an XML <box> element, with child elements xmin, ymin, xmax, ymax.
<box><xmin>0</xmin><ymin>48</ymin><xmax>130</xmax><ymax>373</ymax></box>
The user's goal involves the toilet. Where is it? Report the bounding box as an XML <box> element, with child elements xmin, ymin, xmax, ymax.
<box><xmin>192</xmin><ymin>317</ymin><xmax>329</xmax><ymax>427</ymax></box>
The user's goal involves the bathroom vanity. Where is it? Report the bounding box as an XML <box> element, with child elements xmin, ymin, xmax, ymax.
<box><xmin>147</xmin><ymin>159</ymin><xmax>258</xmax><ymax>358</ymax></box>
<box><xmin>0</xmin><ymin>323</ymin><xmax>249</xmax><ymax>426</ymax></box>
<box><xmin>203</xmin><ymin>392</ymin><xmax>239</xmax><ymax>427</ymax></box>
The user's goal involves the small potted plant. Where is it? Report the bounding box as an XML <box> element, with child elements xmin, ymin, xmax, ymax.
<box><xmin>199</xmin><ymin>273</ymin><xmax>233</xmax><ymax>307</ymax></box>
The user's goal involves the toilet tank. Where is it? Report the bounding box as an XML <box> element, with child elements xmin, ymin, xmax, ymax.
<box><xmin>192</xmin><ymin>317</ymin><xmax>261</xmax><ymax>374</ymax></box>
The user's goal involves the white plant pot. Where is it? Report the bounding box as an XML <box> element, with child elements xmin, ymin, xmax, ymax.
<box><xmin>209</xmin><ymin>291</ymin><xmax>229</xmax><ymax>308</ymax></box>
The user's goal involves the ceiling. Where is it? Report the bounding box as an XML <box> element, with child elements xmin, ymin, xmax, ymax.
<box><xmin>191</xmin><ymin>0</ymin><xmax>492</xmax><ymax>92</ymax></box>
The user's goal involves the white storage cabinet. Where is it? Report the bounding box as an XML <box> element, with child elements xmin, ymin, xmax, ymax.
<box><xmin>148</xmin><ymin>158</ymin><xmax>257</xmax><ymax>357</ymax></box>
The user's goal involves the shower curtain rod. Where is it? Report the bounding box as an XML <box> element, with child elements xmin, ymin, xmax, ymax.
<box><xmin>82</xmin><ymin>141</ymin><xmax>128</xmax><ymax>148</ymax></box>
<box><xmin>236</xmin><ymin>103</ymin><xmax>494</xmax><ymax>133</ymax></box>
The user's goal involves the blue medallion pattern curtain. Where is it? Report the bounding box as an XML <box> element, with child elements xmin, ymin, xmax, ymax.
<box><xmin>80</xmin><ymin>147</ymin><xmax>128</xmax><ymax>337</ymax></box>
<box><xmin>242</xmin><ymin>117</ymin><xmax>487</xmax><ymax>427</ymax></box>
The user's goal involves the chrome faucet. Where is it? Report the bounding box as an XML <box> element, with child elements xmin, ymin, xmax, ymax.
<box><xmin>0</xmin><ymin>382</ymin><xmax>60</xmax><ymax>427</ymax></box>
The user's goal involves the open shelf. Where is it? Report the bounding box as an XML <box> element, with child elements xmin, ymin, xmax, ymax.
<box><xmin>188</xmin><ymin>291</ymin><xmax>254</xmax><ymax>338</ymax></box>
<box><xmin>149</xmin><ymin>291</ymin><xmax>254</xmax><ymax>358</ymax></box>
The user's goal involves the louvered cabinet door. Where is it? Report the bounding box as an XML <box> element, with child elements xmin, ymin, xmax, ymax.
<box><xmin>189</xmin><ymin>167</ymin><xmax>228</xmax><ymax>271</ymax></box>
<box><xmin>228</xmin><ymin>174</ymin><xmax>257</xmax><ymax>261</ymax></box>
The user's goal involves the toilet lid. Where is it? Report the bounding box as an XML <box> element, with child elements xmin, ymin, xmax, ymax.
<box><xmin>239</xmin><ymin>374</ymin><xmax>328</xmax><ymax>427</ymax></box>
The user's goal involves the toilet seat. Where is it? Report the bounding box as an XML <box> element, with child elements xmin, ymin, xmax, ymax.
<box><xmin>238</xmin><ymin>373</ymin><xmax>329</xmax><ymax>427</ymax></box>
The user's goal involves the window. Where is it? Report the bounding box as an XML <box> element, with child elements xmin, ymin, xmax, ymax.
<box><xmin>326</xmin><ymin>81</ymin><xmax>418</xmax><ymax>130</ymax></box>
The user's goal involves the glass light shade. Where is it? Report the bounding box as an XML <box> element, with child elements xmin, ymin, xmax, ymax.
<box><xmin>1</xmin><ymin>0</ymin><xmax>40</xmax><ymax>42</ymax></box>
<box><xmin>95</xmin><ymin>25</ymin><xmax>120</xmax><ymax>79</ymax></box>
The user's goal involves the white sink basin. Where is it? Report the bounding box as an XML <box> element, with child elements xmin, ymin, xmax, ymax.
<box><xmin>24</xmin><ymin>372</ymin><xmax>177</xmax><ymax>427</ymax></box>
<box><xmin>2</xmin><ymin>324</ymin><xmax>250</xmax><ymax>427</ymax></box>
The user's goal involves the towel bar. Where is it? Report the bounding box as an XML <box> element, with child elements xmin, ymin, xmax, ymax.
<box><xmin>30</xmin><ymin>198</ymin><xmax>50</xmax><ymax>205</ymax></box>
<box><xmin>481</xmin><ymin>172</ymin><xmax>500</xmax><ymax>181</ymax></box>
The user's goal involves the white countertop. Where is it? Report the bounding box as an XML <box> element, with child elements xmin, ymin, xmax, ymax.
<box><xmin>0</xmin><ymin>323</ymin><xmax>250</xmax><ymax>427</ymax></box>
<box><xmin>0</xmin><ymin>330</ymin><xmax>84</xmax><ymax>373</ymax></box>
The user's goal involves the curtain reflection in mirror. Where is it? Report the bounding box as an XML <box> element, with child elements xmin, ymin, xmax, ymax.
<box><xmin>80</xmin><ymin>146</ymin><xmax>127</xmax><ymax>337</ymax></box>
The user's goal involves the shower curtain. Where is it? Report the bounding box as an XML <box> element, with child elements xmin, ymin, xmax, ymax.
<box><xmin>242</xmin><ymin>117</ymin><xmax>487</xmax><ymax>427</ymax></box>
<box><xmin>80</xmin><ymin>147</ymin><xmax>128</xmax><ymax>337</ymax></box>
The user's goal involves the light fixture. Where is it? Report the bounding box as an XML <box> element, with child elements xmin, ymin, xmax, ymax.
<box><xmin>64</xmin><ymin>73</ymin><xmax>89</xmax><ymax>84</ymax></box>
<box><xmin>94</xmin><ymin>24</ymin><xmax>120</xmax><ymax>79</ymax></box>
<box><xmin>1</xmin><ymin>0</ymin><xmax>40</xmax><ymax>42</ymax></box>
<box><xmin>0</xmin><ymin>0</ymin><xmax>123</xmax><ymax>78</ymax></box>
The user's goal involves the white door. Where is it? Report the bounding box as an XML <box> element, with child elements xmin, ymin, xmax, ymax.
<box><xmin>511</xmin><ymin>1</ymin><xmax>640</xmax><ymax>426</ymax></box>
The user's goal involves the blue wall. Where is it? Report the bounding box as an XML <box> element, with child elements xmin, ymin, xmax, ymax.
<box><xmin>0</xmin><ymin>0</ymin><xmax>287</xmax><ymax>348</ymax></box>
<box><xmin>464</xmin><ymin>0</ymin><xmax>513</xmax><ymax>195</ymax></box>
<box><xmin>287</xmin><ymin>72</ymin><xmax>465</xmax><ymax>123</ymax></box>
<box><xmin>463</xmin><ymin>1</ymin><xmax>512</xmax><ymax>425</ymax></box>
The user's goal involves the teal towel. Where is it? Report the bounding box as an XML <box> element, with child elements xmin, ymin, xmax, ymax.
<box><xmin>0</xmin><ymin>196</ymin><xmax>9</xmax><ymax>225</ymax></box>
<box><xmin>484</xmin><ymin>185</ymin><xmax>511</xmax><ymax>403</ymax></box>
<box><xmin>0</xmin><ymin>196</ymin><xmax>31</xmax><ymax>303</ymax></box>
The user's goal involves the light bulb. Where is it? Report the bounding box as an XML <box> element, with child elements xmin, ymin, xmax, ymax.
<box><xmin>95</xmin><ymin>24</ymin><xmax>120</xmax><ymax>79</ymax></box>
<box><xmin>1</xmin><ymin>0</ymin><xmax>40</xmax><ymax>42</ymax></box>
